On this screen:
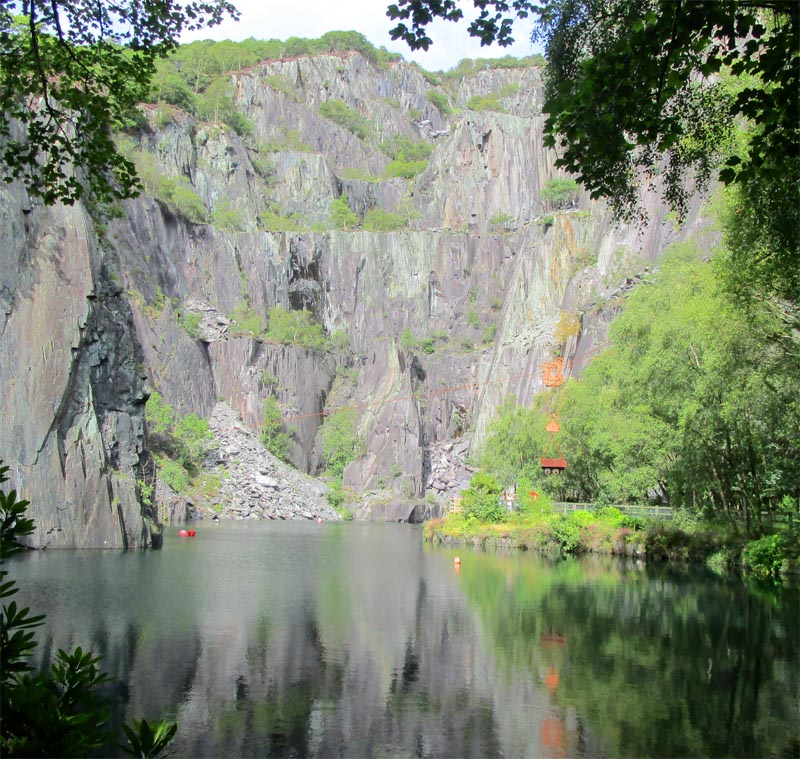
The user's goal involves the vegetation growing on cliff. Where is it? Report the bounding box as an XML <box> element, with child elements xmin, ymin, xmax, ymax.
<box><xmin>145</xmin><ymin>392</ymin><xmax>213</xmax><ymax>494</ymax></box>
<box><xmin>261</xmin><ymin>397</ymin><xmax>293</xmax><ymax>462</ymax></box>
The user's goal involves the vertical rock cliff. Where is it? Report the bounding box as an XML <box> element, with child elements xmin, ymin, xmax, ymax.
<box><xmin>0</xmin><ymin>49</ymin><xmax>709</xmax><ymax>544</ymax></box>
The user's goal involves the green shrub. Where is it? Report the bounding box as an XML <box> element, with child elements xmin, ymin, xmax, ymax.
<box><xmin>318</xmin><ymin>100</ymin><xmax>372</xmax><ymax>140</ymax></box>
<box><xmin>265</xmin><ymin>74</ymin><xmax>299</xmax><ymax>101</ymax></box>
<box><xmin>363</xmin><ymin>208</ymin><xmax>407</xmax><ymax>231</ymax></box>
<box><xmin>461</xmin><ymin>473</ymin><xmax>506</xmax><ymax>523</ymax></box>
<box><xmin>380</xmin><ymin>135</ymin><xmax>433</xmax><ymax>161</ymax></box>
<box><xmin>158</xmin><ymin>457</ymin><xmax>191</xmax><ymax>492</ymax></box>
<box><xmin>481</xmin><ymin>323</ymin><xmax>498</xmax><ymax>344</ymax></box>
<box><xmin>384</xmin><ymin>159</ymin><xmax>428</xmax><ymax>179</ymax></box>
<box><xmin>174</xmin><ymin>413</ymin><xmax>212</xmax><ymax>473</ymax></box>
<box><xmin>266</xmin><ymin>305</ymin><xmax>326</xmax><ymax>349</ymax></box>
<box><xmin>489</xmin><ymin>212</ymin><xmax>514</xmax><ymax>231</ymax></box>
<box><xmin>260</xmin><ymin>129</ymin><xmax>313</xmax><ymax>153</ymax></box>
<box><xmin>540</xmin><ymin>177</ymin><xmax>579</xmax><ymax>209</ymax></box>
<box><xmin>594</xmin><ymin>506</ymin><xmax>626</xmax><ymax>527</ymax></box>
<box><xmin>258</xmin><ymin>206</ymin><xmax>306</xmax><ymax>231</ymax></box>
<box><xmin>328</xmin><ymin>192</ymin><xmax>359</xmax><ymax>230</ymax></box>
<box><xmin>551</xmin><ymin>515</ymin><xmax>582</xmax><ymax>553</ymax></box>
<box><xmin>179</xmin><ymin>311</ymin><xmax>202</xmax><ymax>340</ymax></box>
<box><xmin>400</xmin><ymin>327</ymin><xmax>417</xmax><ymax>348</ymax></box>
<box><xmin>261</xmin><ymin>396</ymin><xmax>293</xmax><ymax>462</ymax></box>
<box><xmin>230</xmin><ymin>303</ymin><xmax>266</xmax><ymax>336</ymax></box>
<box><xmin>169</xmin><ymin>182</ymin><xmax>207</xmax><ymax>223</ymax></box>
<box><xmin>743</xmin><ymin>534</ymin><xmax>785</xmax><ymax>579</ymax></box>
<box><xmin>145</xmin><ymin>391</ymin><xmax>176</xmax><ymax>441</ymax></box>
<box><xmin>325</xmin><ymin>479</ymin><xmax>354</xmax><ymax>519</ymax></box>
<box><xmin>425</xmin><ymin>90</ymin><xmax>453</xmax><ymax>115</ymax></box>
<box><xmin>467</xmin><ymin>310</ymin><xmax>480</xmax><ymax>329</ymax></box>
<box><xmin>321</xmin><ymin>409</ymin><xmax>365</xmax><ymax>478</ymax></box>
<box><xmin>212</xmin><ymin>199</ymin><xmax>247</xmax><ymax>232</ymax></box>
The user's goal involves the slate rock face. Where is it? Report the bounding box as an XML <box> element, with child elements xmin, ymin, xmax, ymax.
<box><xmin>0</xmin><ymin>51</ymin><xmax>712</xmax><ymax>542</ymax></box>
<box><xmin>0</xmin><ymin>194</ymin><xmax>156</xmax><ymax>548</ymax></box>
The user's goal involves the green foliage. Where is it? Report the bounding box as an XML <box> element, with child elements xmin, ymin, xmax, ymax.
<box><xmin>441</xmin><ymin>55</ymin><xmax>547</xmax><ymax>78</ymax></box>
<box><xmin>318</xmin><ymin>100</ymin><xmax>372</xmax><ymax>140</ymax></box>
<box><xmin>264</xmin><ymin>74</ymin><xmax>299</xmax><ymax>101</ymax></box>
<box><xmin>258</xmin><ymin>205</ymin><xmax>307</xmax><ymax>232</ymax></box>
<box><xmin>212</xmin><ymin>199</ymin><xmax>247</xmax><ymax>232</ymax></box>
<box><xmin>196</xmin><ymin>77</ymin><xmax>253</xmax><ymax>136</ymax></box>
<box><xmin>401</xmin><ymin>327</ymin><xmax>417</xmax><ymax>349</ymax></box>
<box><xmin>146</xmin><ymin>392</ymin><xmax>212</xmax><ymax>492</ymax></box>
<box><xmin>325</xmin><ymin>479</ymin><xmax>354</xmax><ymax>520</ymax></box>
<box><xmin>363</xmin><ymin>209</ymin><xmax>408</xmax><ymax>232</ymax></box>
<box><xmin>461</xmin><ymin>473</ymin><xmax>506</xmax><ymax>523</ymax></box>
<box><xmin>540</xmin><ymin>177</ymin><xmax>579</xmax><ymax>209</ymax></box>
<box><xmin>380</xmin><ymin>135</ymin><xmax>433</xmax><ymax>162</ymax></box>
<box><xmin>466</xmin><ymin>84</ymin><xmax>518</xmax><ymax>112</ymax></box>
<box><xmin>384</xmin><ymin>159</ymin><xmax>428</xmax><ymax>179</ymax></box>
<box><xmin>321</xmin><ymin>409</ymin><xmax>365</xmax><ymax>478</ymax></box>
<box><xmin>338</xmin><ymin>167</ymin><xmax>382</xmax><ymax>182</ymax></box>
<box><xmin>0</xmin><ymin>0</ymin><xmax>236</xmax><ymax>205</ymax></box>
<box><xmin>742</xmin><ymin>535</ymin><xmax>785</xmax><ymax>580</ymax></box>
<box><xmin>467</xmin><ymin>310</ymin><xmax>479</xmax><ymax>329</ymax></box>
<box><xmin>230</xmin><ymin>303</ymin><xmax>266</xmax><ymax>336</ymax></box>
<box><xmin>489</xmin><ymin>212</ymin><xmax>514</xmax><ymax>231</ymax></box>
<box><xmin>425</xmin><ymin>90</ymin><xmax>453</xmax><ymax>115</ymax></box>
<box><xmin>120</xmin><ymin>718</ymin><xmax>178</xmax><ymax>759</ymax></box>
<box><xmin>266</xmin><ymin>306</ymin><xmax>326</xmax><ymax>350</ymax></box>
<box><xmin>543</xmin><ymin>241</ymin><xmax>800</xmax><ymax>532</ymax></box>
<box><xmin>0</xmin><ymin>464</ymin><xmax>177</xmax><ymax>757</ymax></box>
<box><xmin>536</xmin><ymin>1</ymin><xmax>798</xmax><ymax>223</ymax></box>
<box><xmin>179</xmin><ymin>311</ymin><xmax>202</xmax><ymax>340</ymax></box>
<box><xmin>121</xmin><ymin>145</ymin><xmax>208</xmax><ymax>223</ymax></box>
<box><xmin>261</xmin><ymin>397</ymin><xmax>293</xmax><ymax>462</ymax></box>
<box><xmin>480</xmin><ymin>397</ymin><xmax>547</xmax><ymax>488</ymax></box>
<box><xmin>328</xmin><ymin>193</ymin><xmax>360</xmax><ymax>230</ymax></box>
<box><xmin>144</xmin><ymin>391</ymin><xmax>175</xmax><ymax>440</ymax></box>
<box><xmin>259</xmin><ymin>129</ymin><xmax>314</xmax><ymax>154</ymax></box>
<box><xmin>481</xmin><ymin>323</ymin><xmax>498</xmax><ymax>344</ymax></box>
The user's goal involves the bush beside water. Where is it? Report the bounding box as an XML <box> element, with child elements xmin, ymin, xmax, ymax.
<box><xmin>425</xmin><ymin>475</ymin><xmax>799</xmax><ymax>580</ymax></box>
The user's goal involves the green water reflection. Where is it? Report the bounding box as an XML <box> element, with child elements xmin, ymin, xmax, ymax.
<box><xmin>454</xmin><ymin>549</ymin><xmax>799</xmax><ymax>758</ymax></box>
<box><xmin>9</xmin><ymin>523</ymin><xmax>799</xmax><ymax>758</ymax></box>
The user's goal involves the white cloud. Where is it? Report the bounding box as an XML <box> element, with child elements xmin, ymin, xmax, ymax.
<box><xmin>181</xmin><ymin>0</ymin><xmax>539</xmax><ymax>71</ymax></box>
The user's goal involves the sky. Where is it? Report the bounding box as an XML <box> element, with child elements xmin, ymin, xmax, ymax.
<box><xmin>179</xmin><ymin>0</ymin><xmax>540</xmax><ymax>72</ymax></box>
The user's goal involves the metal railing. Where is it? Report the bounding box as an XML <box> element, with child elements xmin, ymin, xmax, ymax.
<box><xmin>553</xmin><ymin>502</ymin><xmax>674</xmax><ymax>520</ymax></box>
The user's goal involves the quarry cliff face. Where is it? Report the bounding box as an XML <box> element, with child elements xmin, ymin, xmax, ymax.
<box><xmin>0</xmin><ymin>51</ymin><xmax>706</xmax><ymax>546</ymax></box>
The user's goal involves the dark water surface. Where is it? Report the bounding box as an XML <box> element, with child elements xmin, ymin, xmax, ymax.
<box><xmin>9</xmin><ymin>521</ymin><xmax>800</xmax><ymax>758</ymax></box>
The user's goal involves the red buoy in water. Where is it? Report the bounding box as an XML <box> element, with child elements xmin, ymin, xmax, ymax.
<box><xmin>187</xmin><ymin>529</ymin><xmax>196</xmax><ymax>537</ymax></box>
<box><xmin>178</xmin><ymin>529</ymin><xmax>188</xmax><ymax>537</ymax></box>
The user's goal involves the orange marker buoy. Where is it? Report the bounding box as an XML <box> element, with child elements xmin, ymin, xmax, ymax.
<box><xmin>178</xmin><ymin>529</ymin><xmax>188</xmax><ymax>537</ymax></box>
<box><xmin>454</xmin><ymin>556</ymin><xmax>461</xmax><ymax>566</ymax></box>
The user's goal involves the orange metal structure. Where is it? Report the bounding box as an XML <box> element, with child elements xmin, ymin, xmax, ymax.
<box><xmin>540</xmin><ymin>358</ymin><xmax>567</xmax><ymax>473</ymax></box>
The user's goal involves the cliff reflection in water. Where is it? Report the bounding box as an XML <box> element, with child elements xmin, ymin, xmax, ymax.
<box><xmin>11</xmin><ymin>522</ymin><xmax>799</xmax><ymax>758</ymax></box>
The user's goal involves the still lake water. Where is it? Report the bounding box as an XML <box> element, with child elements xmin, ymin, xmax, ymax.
<box><xmin>9</xmin><ymin>521</ymin><xmax>800</xmax><ymax>758</ymax></box>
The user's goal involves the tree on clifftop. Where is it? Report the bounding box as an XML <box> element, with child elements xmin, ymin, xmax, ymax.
<box><xmin>0</xmin><ymin>0</ymin><xmax>238</xmax><ymax>205</ymax></box>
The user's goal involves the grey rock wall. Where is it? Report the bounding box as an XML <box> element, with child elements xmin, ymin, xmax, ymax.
<box><xmin>0</xmin><ymin>50</ymin><xmax>712</xmax><ymax>539</ymax></box>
